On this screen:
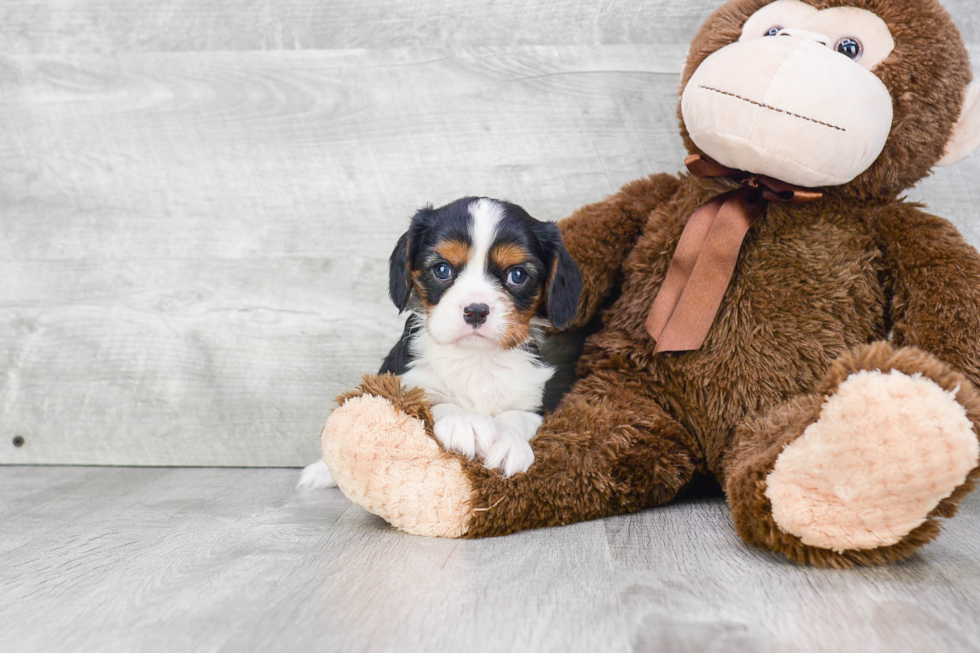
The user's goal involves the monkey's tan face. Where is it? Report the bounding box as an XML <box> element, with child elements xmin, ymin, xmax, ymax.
<box><xmin>681</xmin><ymin>0</ymin><xmax>896</xmax><ymax>188</ymax></box>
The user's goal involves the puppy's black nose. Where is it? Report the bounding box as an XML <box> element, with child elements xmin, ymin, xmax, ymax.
<box><xmin>463</xmin><ymin>303</ymin><xmax>490</xmax><ymax>326</ymax></box>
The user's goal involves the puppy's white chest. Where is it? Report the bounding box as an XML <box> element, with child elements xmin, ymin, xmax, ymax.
<box><xmin>401</xmin><ymin>336</ymin><xmax>553</xmax><ymax>415</ymax></box>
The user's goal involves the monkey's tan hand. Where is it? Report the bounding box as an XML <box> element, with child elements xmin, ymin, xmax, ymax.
<box><xmin>321</xmin><ymin>374</ymin><xmax>476</xmax><ymax>537</ymax></box>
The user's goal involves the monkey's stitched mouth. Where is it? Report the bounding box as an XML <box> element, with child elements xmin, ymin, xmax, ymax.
<box><xmin>698</xmin><ymin>85</ymin><xmax>846</xmax><ymax>133</ymax></box>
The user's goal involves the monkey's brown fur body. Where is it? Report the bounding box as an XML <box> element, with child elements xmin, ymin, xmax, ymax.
<box><xmin>322</xmin><ymin>0</ymin><xmax>980</xmax><ymax>567</ymax></box>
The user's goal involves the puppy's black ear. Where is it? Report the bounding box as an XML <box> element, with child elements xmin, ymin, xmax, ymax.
<box><xmin>389</xmin><ymin>207</ymin><xmax>436</xmax><ymax>312</ymax></box>
<box><xmin>541</xmin><ymin>224</ymin><xmax>582</xmax><ymax>329</ymax></box>
<box><xmin>388</xmin><ymin>230</ymin><xmax>413</xmax><ymax>312</ymax></box>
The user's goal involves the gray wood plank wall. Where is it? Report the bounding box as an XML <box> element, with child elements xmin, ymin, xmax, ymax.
<box><xmin>2</xmin><ymin>1</ymin><xmax>978</xmax><ymax>466</ymax></box>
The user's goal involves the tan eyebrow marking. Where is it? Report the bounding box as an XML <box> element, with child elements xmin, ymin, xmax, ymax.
<box><xmin>434</xmin><ymin>240</ymin><xmax>472</xmax><ymax>268</ymax></box>
<box><xmin>699</xmin><ymin>85</ymin><xmax>846</xmax><ymax>132</ymax></box>
<box><xmin>490</xmin><ymin>243</ymin><xmax>531</xmax><ymax>270</ymax></box>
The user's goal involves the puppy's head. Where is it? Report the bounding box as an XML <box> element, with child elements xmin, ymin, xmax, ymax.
<box><xmin>389</xmin><ymin>197</ymin><xmax>582</xmax><ymax>349</ymax></box>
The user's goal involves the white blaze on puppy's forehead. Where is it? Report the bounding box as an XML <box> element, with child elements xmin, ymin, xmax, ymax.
<box><xmin>467</xmin><ymin>198</ymin><xmax>505</xmax><ymax>272</ymax></box>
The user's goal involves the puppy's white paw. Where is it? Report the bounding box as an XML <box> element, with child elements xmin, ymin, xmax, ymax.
<box><xmin>483</xmin><ymin>431</ymin><xmax>535</xmax><ymax>477</ymax></box>
<box><xmin>297</xmin><ymin>460</ymin><xmax>338</xmax><ymax>489</ymax></box>
<box><xmin>432</xmin><ymin>404</ymin><xmax>498</xmax><ymax>459</ymax></box>
<box><xmin>494</xmin><ymin>410</ymin><xmax>543</xmax><ymax>442</ymax></box>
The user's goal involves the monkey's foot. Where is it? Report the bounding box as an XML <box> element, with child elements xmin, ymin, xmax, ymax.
<box><xmin>766</xmin><ymin>368</ymin><xmax>979</xmax><ymax>552</ymax></box>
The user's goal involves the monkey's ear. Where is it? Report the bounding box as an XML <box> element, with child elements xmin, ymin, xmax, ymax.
<box><xmin>388</xmin><ymin>231</ymin><xmax>413</xmax><ymax>312</ymax></box>
<box><xmin>937</xmin><ymin>82</ymin><xmax>980</xmax><ymax>167</ymax></box>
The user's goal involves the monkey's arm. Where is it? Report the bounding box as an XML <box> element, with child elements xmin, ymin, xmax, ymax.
<box><xmin>559</xmin><ymin>173</ymin><xmax>681</xmax><ymax>328</ymax></box>
<box><xmin>876</xmin><ymin>204</ymin><xmax>980</xmax><ymax>387</ymax></box>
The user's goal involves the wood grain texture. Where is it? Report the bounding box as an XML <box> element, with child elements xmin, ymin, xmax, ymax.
<box><xmin>2</xmin><ymin>0</ymin><xmax>977</xmax><ymax>53</ymax></box>
<box><xmin>0</xmin><ymin>2</ymin><xmax>978</xmax><ymax>466</ymax></box>
<box><xmin>2</xmin><ymin>466</ymin><xmax>980</xmax><ymax>652</ymax></box>
<box><xmin>0</xmin><ymin>46</ymin><xmax>688</xmax><ymax>466</ymax></box>
<box><xmin>0</xmin><ymin>0</ymin><xmax>747</xmax><ymax>53</ymax></box>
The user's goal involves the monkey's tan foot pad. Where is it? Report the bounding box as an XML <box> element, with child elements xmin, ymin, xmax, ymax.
<box><xmin>765</xmin><ymin>370</ymin><xmax>979</xmax><ymax>552</ymax></box>
<box><xmin>321</xmin><ymin>393</ymin><xmax>475</xmax><ymax>537</ymax></box>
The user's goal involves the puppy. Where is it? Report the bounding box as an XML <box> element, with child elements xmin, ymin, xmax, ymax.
<box><xmin>298</xmin><ymin>197</ymin><xmax>582</xmax><ymax>489</ymax></box>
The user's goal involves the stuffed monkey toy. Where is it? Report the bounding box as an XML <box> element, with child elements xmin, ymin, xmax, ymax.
<box><xmin>321</xmin><ymin>0</ymin><xmax>980</xmax><ymax>567</ymax></box>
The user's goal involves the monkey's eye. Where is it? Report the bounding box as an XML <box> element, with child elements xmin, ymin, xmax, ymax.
<box><xmin>432</xmin><ymin>262</ymin><xmax>454</xmax><ymax>281</ymax></box>
<box><xmin>764</xmin><ymin>26</ymin><xmax>782</xmax><ymax>37</ymax></box>
<box><xmin>506</xmin><ymin>267</ymin><xmax>528</xmax><ymax>288</ymax></box>
<box><xmin>835</xmin><ymin>37</ymin><xmax>863</xmax><ymax>61</ymax></box>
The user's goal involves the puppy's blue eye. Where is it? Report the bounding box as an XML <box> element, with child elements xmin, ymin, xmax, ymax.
<box><xmin>432</xmin><ymin>262</ymin><xmax>453</xmax><ymax>281</ymax></box>
<box><xmin>764</xmin><ymin>26</ymin><xmax>782</xmax><ymax>37</ymax></box>
<box><xmin>506</xmin><ymin>268</ymin><xmax>528</xmax><ymax>287</ymax></box>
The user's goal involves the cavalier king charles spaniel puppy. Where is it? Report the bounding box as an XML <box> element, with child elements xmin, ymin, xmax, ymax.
<box><xmin>299</xmin><ymin>197</ymin><xmax>582</xmax><ymax>489</ymax></box>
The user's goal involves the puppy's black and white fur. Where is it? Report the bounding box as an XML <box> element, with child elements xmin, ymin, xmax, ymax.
<box><xmin>298</xmin><ymin>197</ymin><xmax>582</xmax><ymax>488</ymax></box>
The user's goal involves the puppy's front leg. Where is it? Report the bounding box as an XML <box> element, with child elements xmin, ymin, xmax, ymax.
<box><xmin>431</xmin><ymin>403</ymin><xmax>498</xmax><ymax>459</ymax></box>
<box><xmin>484</xmin><ymin>411</ymin><xmax>542</xmax><ymax>477</ymax></box>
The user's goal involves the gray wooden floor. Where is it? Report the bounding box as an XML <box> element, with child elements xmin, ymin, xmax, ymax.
<box><xmin>3</xmin><ymin>466</ymin><xmax>980</xmax><ymax>653</ymax></box>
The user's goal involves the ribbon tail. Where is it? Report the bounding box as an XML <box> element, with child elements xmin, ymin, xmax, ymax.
<box><xmin>653</xmin><ymin>192</ymin><xmax>763</xmax><ymax>353</ymax></box>
<box><xmin>646</xmin><ymin>197</ymin><xmax>725</xmax><ymax>340</ymax></box>
<box><xmin>649</xmin><ymin>156</ymin><xmax>822</xmax><ymax>354</ymax></box>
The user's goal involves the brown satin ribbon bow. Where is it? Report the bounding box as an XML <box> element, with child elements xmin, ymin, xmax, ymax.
<box><xmin>646</xmin><ymin>154</ymin><xmax>824</xmax><ymax>354</ymax></box>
